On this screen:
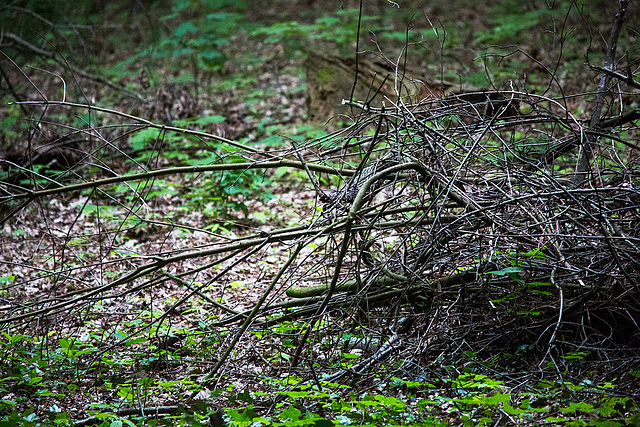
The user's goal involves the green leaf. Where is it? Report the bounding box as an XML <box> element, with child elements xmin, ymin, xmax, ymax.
<box><xmin>252</xmin><ymin>211</ymin><xmax>268</xmax><ymax>224</ymax></box>
<box><xmin>281</xmin><ymin>405</ymin><xmax>301</xmax><ymax>420</ymax></box>
<box><xmin>261</xmin><ymin>135</ymin><xmax>284</xmax><ymax>146</ymax></box>
<box><xmin>113</xmin><ymin>330</ymin><xmax>127</xmax><ymax>341</ymax></box>
<box><xmin>174</xmin><ymin>21</ymin><xmax>198</xmax><ymax>38</ymax></box>
<box><xmin>487</xmin><ymin>266</ymin><xmax>522</xmax><ymax>276</ymax></box>
<box><xmin>207</xmin><ymin>12</ymin><xmax>233</xmax><ymax>21</ymax></box>
<box><xmin>194</xmin><ymin>115</ymin><xmax>226</xmax><ymax>125</ymax></box>
<box><xmin>502</xmin><ymin>402</ymin><xmax>525</xmax><ymax>415</ymax></box>
<box><xmin>129</xmin><ymin>128</ymin><xmax>158</xmax><ymax>151</ymax></box>
<box><xmin>375</xmin><ymin>395</ymin><xmax>406</xmax><ymax>408</ymax></box>
<box><xmin>28</xmin><ymin>376</ymin><xmax>43</xmax><ymax>385</ymax></box>
<box><xmin>561</xmin><ymin>351</ymin><xmax>589</xmax><ymax>360</ymax></box>
<box><xmin>521</xmin><ymin>247</ymin><xmax>548</xmax><ymax>259</ymax></box>
<box><xmin>560</xmin><ymin>402</ymin><xmax>594</xmax><ymax>413</ymax></box>
<box><xmin>341</xmin><ymin>352</ymin><xmax>360</xmax><ymax>359</ymax></box>
<box><xmin>125</xmin><ymin>337</ymin><xmax>147</xmax><ymax>347</ymax></box>
<box><xmin>200</xmin><ymin>50</ymin><xmax>224</xmax><ymax>63</ymax></box>
<box><xmin>238</xmin><ymin>389</ymin><xmax>253</xmax><ymax>404</ymax></box>
<box><xmin>315</xmin><ymin>16</ymin><xmax>339</xmax><ymax>26</ymax></box>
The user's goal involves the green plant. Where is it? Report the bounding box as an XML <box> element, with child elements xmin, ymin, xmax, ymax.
<box><xmin>108</xmin><ymin>0</ymin><xmax>252</xmax><ymax>84</ymax></box>
<box><xmin>128</xmin><ymin>122</ymin><xmax>274</xmax><ymax>218</ymax></box>
<box><xmin>475</xmin><ymin>8</ymin><xmax>548</xmax><ymax>45</ymax></box>
<box><xmin>184</xmin><ymin>160</ymin><xmax>274</xmax><ymax>219</ymax></box>
<box><xmin>252</xmin><ymin>9</ymin><xmax>377</xmax><ymax>56</ymax></box>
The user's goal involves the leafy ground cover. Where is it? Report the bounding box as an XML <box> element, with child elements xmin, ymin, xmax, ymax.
<box><xmin>1</xmin><ymin>0</ymin><xmax>640</xmax><ymax>425</ymax></box>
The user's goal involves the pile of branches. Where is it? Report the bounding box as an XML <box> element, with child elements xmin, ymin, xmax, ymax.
<box><xmin>2</xmin><ymin>90</ymin><xmax>640</xmax><ymax>383</ymax></box>
<box><xmin>287</xmin><ymin>89</ymin><xmax>640</xmax><ymax>371</ymax></box>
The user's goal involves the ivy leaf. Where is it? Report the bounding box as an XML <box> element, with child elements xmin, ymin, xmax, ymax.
<box><xmin>281</xmin><ymin>405</ymin><xmax>301</xmax><ymax>420</ymax></box>
<box><xmin>237</xmin><ymin>389</ymin><xmax>253</xmax><ymax>404</ymax></box>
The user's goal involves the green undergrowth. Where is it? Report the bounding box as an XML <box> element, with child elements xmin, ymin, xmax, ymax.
<box><xmin>1</xmin><ymin>0</ymin><xmax>620</xmax><ymax>218</ymax></box>
<box><xmin>1</xmin><ymin>327</ymin><xmax>640</xmax><ymax>426</ymax></box>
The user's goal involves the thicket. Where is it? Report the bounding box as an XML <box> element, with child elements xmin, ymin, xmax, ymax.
<box><xmin>1</xmin><ymin>0</ymin><xmax>639</xmax><ymax>426</ymax></box>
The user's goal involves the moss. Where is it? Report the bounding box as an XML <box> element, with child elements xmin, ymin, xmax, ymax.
<box><xmin>317</xmin><ymin>67</ymin><xmax>335</xmax><ymax>85</ymax></box>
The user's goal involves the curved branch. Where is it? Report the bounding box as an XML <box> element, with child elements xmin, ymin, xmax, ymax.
<box><xmin>2</xmin><ymin>159</ymin><xmax>355</xmax><ymax>202</ymax></box>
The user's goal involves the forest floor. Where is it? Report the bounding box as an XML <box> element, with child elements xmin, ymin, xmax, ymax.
<box><xmin>1</xmin><ymin>1</ymin><xmax>640</xmax><ymax>425</ymax></box>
